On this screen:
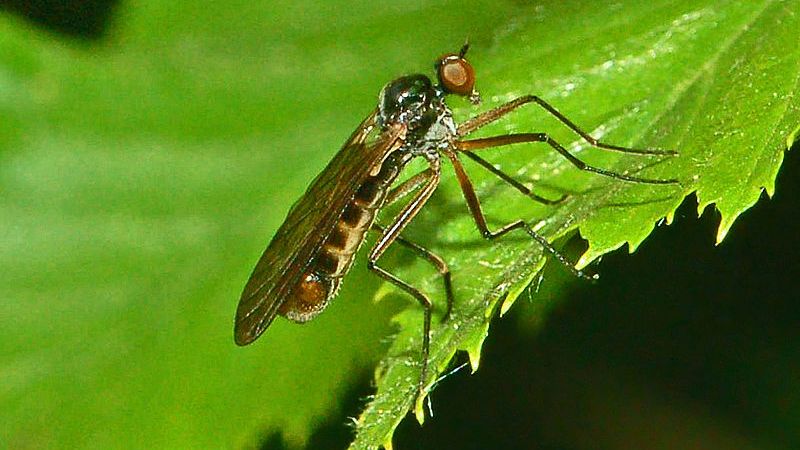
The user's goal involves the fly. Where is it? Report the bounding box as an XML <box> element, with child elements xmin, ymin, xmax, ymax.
<box><xmin>234</xmin><ymin>44</ymin><xmax>677</xmax><ymax>396</ymax></box>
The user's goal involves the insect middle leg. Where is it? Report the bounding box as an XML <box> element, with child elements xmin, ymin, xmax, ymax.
<box><xmin>444</xmin><ymin>149</ymin><xmax>596</xmax><ymax>280</ymax></box>
<box><xmin>367</xmin><ymin>158</ymin><xmax>441</xmax><ymax>395</ymax></box>
<box><xmin>460</xmin><ymin>150</ymin><xmax>567</xmax><ymax>205</ymax></box>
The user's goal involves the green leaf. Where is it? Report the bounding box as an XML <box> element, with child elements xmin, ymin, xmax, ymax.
<box><xmin>350</xmin><ymin>1</ymin><xmax>800</xmax><ymax>448</ymax></box>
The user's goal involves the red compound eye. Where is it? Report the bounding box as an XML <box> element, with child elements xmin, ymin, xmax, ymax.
<box><xmin>436</xmin><ymin>54</ymin><xmax>476</xmax><ymax>96</ymax></box>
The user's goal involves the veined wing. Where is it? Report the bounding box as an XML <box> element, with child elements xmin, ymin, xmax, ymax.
<box><xmin>235</xmin><ymin>110</ymin><xmax>406</xmax><ymax>345</ymax></box>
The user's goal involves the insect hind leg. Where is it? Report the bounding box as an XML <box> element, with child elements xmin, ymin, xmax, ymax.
<box><xmin>366</xmin><ymin>258</ymin><xmax>433</xmax><ymax>397</ymax></box>
<box><xmin>371</xmin><ymin>223</ymin><xmax>454</xmax><ymax>320</ymax></box>
<box><xmin>367</xmin><ymin>158</ymin><xmax>440</xmax><ymax>398</ymax></box>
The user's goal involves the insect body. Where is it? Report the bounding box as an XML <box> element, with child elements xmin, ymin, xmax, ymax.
<box><xmin>234</xmin><ymin>44</ymin><xmax>676</xmax><ymax>396</ymax></box>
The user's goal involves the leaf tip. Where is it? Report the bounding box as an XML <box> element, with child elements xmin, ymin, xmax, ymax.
<box><xmin>463</xmin><ymin>323</ymin><xmax>490</xmax><ymax>373</ymax></box>
<box><xmin>715</xmin><ymin>222</ymin><xmax>731</xmax><ymax>245</ymax></box>
<box><xmin>577</xmin><ymin>245</ymin><xmax>603</xmax><ymax>269</ymax></box>
<box><xmin>696</xmin><ymin>197</ymin><xmax>715</xmax><ymax>219</ymax></box>
<box><xmin>665</xmin><ymin>208</ymin><xmax>676</xmax><ymax>225</ymax></box>
<box><xmin>787</xmin><ymin>123</ymin><xmax>800</xmax><ymax>150</ymax></box>
<box><xmin>413</xmin><ymin>397</ymin><xmax>426</xmax><ymax>425</ymax></box>
<box><xmin>500</xmin><ymin>271</ymin><xmax>539</xmax><ymax>316</ymax></box>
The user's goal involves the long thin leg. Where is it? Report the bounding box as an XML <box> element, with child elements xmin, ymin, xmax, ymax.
<box><xmin>371</xmin><ymin>223</ymin><xmax>455</xmax><ymax>320</ymax></box>
<box><xmin>457</xmin><ymin>134</ymin><xmax>678</xmax><ymax>185</ymax></box>
<box><xmin>457</xmin><ymin>95</ymin><xmax>677</xmax><ymax>156</ymax></box>
<box><xmin>385</xmin><ymin>168</ymin><xmax>433</xmax><ymax>206</ymax></box>
<box><xmin>380</xmin><ymin>168</ymin><xmax>454</xmax><ymax>318</ymax></box>
<box><xmin>444</xmin><ymin>149</ymin><xmax>597</xmax><ymax>281</ymax></box>
<box><xmin>368</xmin><ymin>158</ymin><xmax>441</xmax><ymax>395</ymax></box>
<box><xmin>461</xmin><ymin>150</ymin><xmax>567</xmax><ymax>205</ymax></box>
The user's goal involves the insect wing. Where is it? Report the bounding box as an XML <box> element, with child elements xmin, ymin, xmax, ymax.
<box><xmin>234</xmin><ymin>110</ymin><xmax>405</xmax><ymax>345</ymax></box>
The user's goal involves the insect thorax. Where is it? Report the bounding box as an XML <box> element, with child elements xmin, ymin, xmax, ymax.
<box><xmin>378</xmin><ymin>74</ymin><xmax>457</xmax><ymax>157</ymax></box>
<box><xmin>414</xmin><ymin>99</ymin><xmax>457</xmax><ymax>155</ymax></box>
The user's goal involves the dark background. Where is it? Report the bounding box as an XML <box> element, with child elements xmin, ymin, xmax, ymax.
<box><xmin>1</xmin><ymin>0</ymin><xmax>120</xmax><ymax>39</ymax></box>
<box><xmin>7</xmin><ymin>3</ymin><xmax>798</xmax><ymax>449</ymax></box>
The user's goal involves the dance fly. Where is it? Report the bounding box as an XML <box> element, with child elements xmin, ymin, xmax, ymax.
<box><xmin>234</xmin><ymin>44</ymin><xmax>677</xmax><ymax>395</ymax></box>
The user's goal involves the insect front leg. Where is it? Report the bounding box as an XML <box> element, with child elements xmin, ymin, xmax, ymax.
<box><xmin>457</xmin><ymin>95</ymin><xmax>676</xmax><ymax>157</ymax></box>
<box><xmin>368</xmin><ymin>158</ymin><xmax>441</xmax><ymax>396</ymax></box>
<box><xmin>457</xmin><ymin>134</ymin><xmax>678</xmax><ymax>185</ymax></box>
<box><xmin>444</xmin><ymin>149</ymin><xmax>596</xmax><ymax>281</ymax></box>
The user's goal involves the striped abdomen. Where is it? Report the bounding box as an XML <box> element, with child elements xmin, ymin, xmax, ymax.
<box><xmin>277</xmin><ymin>154</ymin><xmax>403</xmax><ymax>322</ymax></box>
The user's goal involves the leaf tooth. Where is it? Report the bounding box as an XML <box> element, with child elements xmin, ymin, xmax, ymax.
<box><xmin>500</xmin><ymin>264</ymin><xmax>543</xmax><ymax>316</ymax></box>
<box><xmin>625</xmin><ymin>221</ymin><xmax>657</xmax><ymax>254</ymax></box>
<box><xmin>413</xmin><ymin>397</ymin><xmax>426</xmax><ymax>425</ymax></box>
<box><xmin>463</xmin><ymin>323</ymin><xmax>490</xmax><ymax>373</ymax></box>
<box><xmin>578</xmin><ymin>242</ymin><xmax>623</xmax><ymax>269</ymax></box>
<box><xmin>787</xmin><ymin>123</ymin><xmax>800</xmax><ymax>150</ymax></box>
<box><xmin>665</xmin><ymin>208</ymin><xmax>677</xmax><ymax>225</ymax></box>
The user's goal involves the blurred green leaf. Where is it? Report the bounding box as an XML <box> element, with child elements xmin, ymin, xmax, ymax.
<box><xmin>0</xmin><ymin>1</ymin><xmax>518</xmax><ymax>448</ymax></box>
